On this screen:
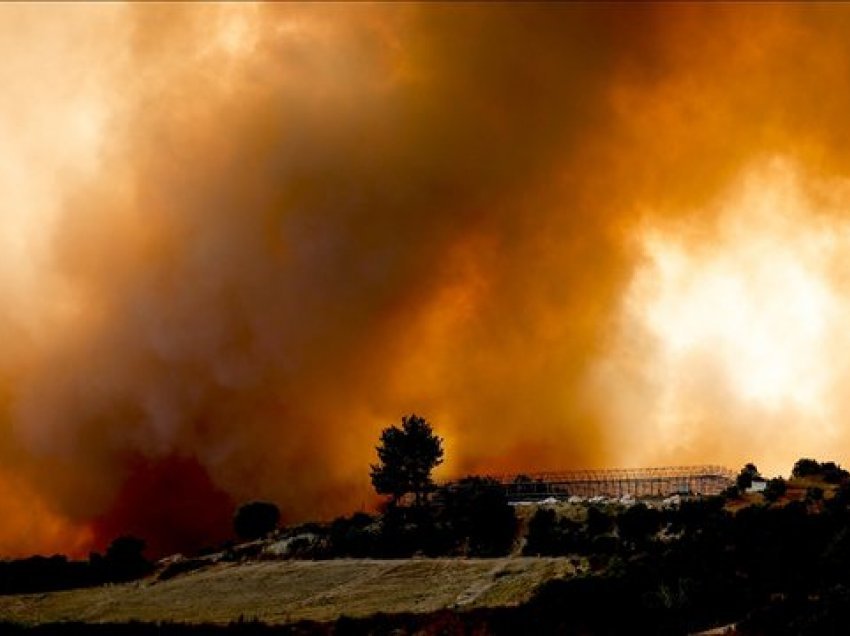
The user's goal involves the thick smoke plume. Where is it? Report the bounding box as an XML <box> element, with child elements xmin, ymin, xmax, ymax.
<box><xmin>4</xmin><ymin>4</ymin><xmax>850</xmax><ymax>555</ymax></box>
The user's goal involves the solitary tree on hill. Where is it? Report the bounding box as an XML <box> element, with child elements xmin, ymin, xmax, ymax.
<box><xmin>370</xmin><ymin>414</ymin><xmax>444</xmax><ymax>507</ymax></box>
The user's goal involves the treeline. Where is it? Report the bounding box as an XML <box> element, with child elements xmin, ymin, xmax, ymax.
<box><xmin>792</xmin><ymin>457</ymin><xmax>850</xmax><ymax>482</ymax></box>
<box><xmin>9</xmin><ymin>408</ymin><xmax>850</xmax><ymax>634</ymax></box>
<box><xmin>0</xmin><ymin>475</ymin><xmax>519</xmax><ymax>597</ymax></box>
<box><xmin>286</xmin><ymin>476</ymin><xmax>517</xmax><ymax>559</ymax></box>
<box><xmin>511</xmin><ymin>462</ymin><xmax>850</xmax><ymax>634</ymax></box>
<box><xmin>281</xmin><ymin>468</ymin><xmax>850</xmax><ymax>634</ymax></box>
<box><xmin>0</xmin><ymin>536</ymin><xmax>151</xmax><ymax>596</ymax></box>
<box><xmin>267</xmin><ymin>416</ymin><xmax>517</xmax><ymax>560</ymax></box>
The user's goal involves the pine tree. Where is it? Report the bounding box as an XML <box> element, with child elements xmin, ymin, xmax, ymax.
<box><xmin>370</xmin><ymin>414</ymin><xmax>444</xmax><ymax>507</ymax></box>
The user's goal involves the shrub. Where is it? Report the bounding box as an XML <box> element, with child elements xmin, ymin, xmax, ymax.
<box><xmin>617</xmin><ymin>503</ymin><xmax>662</xmax><ymax>545</ymax></box>
<box><xmin>721</xmin><ymin>485</ymin><xmax>740</xmax><ymax>499</ymax></box>
<box><xmin>791</xmin><ymin>459</ymin><xmax>849</xmax><ymax>484</ymax></box>
<box><xmin>737</xmin><ymin>463</ymin><xmax>762</xmax><ymax>491</ymax></box>
<box><xmin>441</xmin><ymin>476</ymin><xmax>516</xmax><ymax>556</ymax></box>
<box><xmin>376</xmin><ymin>504</ymin><xmax>452</xmax><ymax>557</ymax></box>
<box><xmin>764</xmin><ymin>478</ymin><xmax>787</xmax><ymax>503</ymax></box>
<box><xmin>525</xmin><ymin>509</ymin><xmax>562</xmax><ymax>556</ymax></box>
<box><xmin>329</xmin><ymin>513</ymin><xmax>378</xmax><ymax>557</ymax></box>
<box><xmin>806</xmin><ymin>486</ymin><xmax>824</xmax><ymax>502</ymax></box>
<box><xmin>102</xmin><ymin>536</ymin><xmax>152</xmax><ymax>582</ymax></box>
<box><xmin>233</xmin><ymin>501</ymin><xmax>280</xmax><ymax>541</ymax></box>
<box><xmin>820</xmin><ymin>462</ymin><xmax>849</xmax><ymax>484</ymax></box>
<box><xmin>793</xmin><ymin>458</ymin><xmax>822</xmax><ymax>478</ymax></box>
<box><xmin>586</xmin><ymin>506</ymin><xmax>613</xmax><ymax>536</ymax></box>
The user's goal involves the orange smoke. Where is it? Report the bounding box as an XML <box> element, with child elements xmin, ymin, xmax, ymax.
<box><xmin>3</xmin><ymin>3</ymin><xmax>850</xmax><ymax>556</ymax></box>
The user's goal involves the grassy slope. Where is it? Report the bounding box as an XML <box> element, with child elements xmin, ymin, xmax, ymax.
<box><xmin>7</xmin><ymin>479</ymin><xmax>830</xmax><ymax>628</ymax></box>
<box><xmin>0</xmin><ymin>557</ymin><xmax>576</xmax><ymax>626</ymax></box>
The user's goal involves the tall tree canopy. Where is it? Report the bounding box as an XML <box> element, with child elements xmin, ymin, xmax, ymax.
<box><xmin>370</xmin><ymin>414</ymin><xmax>444</xmax><ymax>506</ymax></box>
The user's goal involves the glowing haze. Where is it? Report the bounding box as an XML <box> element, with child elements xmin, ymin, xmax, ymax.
<box><xmin>3</xmin><ymin>3</ymin><xmax>850</xmax><ymax>556</ymax></box>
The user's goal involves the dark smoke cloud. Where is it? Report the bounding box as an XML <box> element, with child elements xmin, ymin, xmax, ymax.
<box><xmin>4</xmin><ymin>3</ymin><xmax>850</xmax><ymax>555</ymax></box>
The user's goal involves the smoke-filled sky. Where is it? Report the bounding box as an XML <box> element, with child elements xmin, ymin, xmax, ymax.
<box><xmin>5</xmin><ymin>3</ymin><xmax>850</xmax><ymax>557</ymax></box>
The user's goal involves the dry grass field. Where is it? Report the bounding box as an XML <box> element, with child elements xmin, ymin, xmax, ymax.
<box><xmin>0</xmin><ymin>557</ymin><xmax>578</xmax><ymax>626</ymax></box>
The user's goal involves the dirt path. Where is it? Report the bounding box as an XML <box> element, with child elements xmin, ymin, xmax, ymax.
<box><xmin>452</xmin><ymin>561</ymin><xmax>510</xmax><ymax>607</ymax></box>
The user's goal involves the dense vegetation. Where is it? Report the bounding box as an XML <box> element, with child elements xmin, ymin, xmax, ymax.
<box><xmin>199</xmin><ymin>454</ymin><xmax>850</xmax><ymax>632</ymax></box>
<box><xmin>313</xmin><ymin>415</ymin><xmax>514</xmax><ymax>558</ymax></box>
<box><xmin>304</xmin><ymin>476</ymin><xmax>516</xmax><ymax>559</ymax></box>
<box><xmin>7</xmin><ymin>413</ymin><xmax>850</xmax><ymax>634</ymax></box>
<box><xmin>511</xmin><ymin>460</ymin><xmax>850</xmax><ymax>634</ymax></box>
<box><xmin>0</xmin><ymin>536</ymin><xmax>151</xmax><ymax>595</ymax></box>
<box><xmin>233</xmin><ymin>501</ymin><xmax>281</xmax><ymax>541</ymax></box>
<box><xmin>257</xmin><ymin>454</ymin><xmax>850</xmax><ymax>633</ymax></box>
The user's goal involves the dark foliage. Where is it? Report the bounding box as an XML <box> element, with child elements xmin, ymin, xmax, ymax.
<box><xmin>819</xmin><ymin>462</ymin><xmax>849</xmax><ymax>484</ymax></box>
<box><xmin>586</xmin><ymin>506</ymin><xmax>613</xmax><ymax>536</ymax></box>
<box><xmin>523</xmin><ymin>507</ymin><xmax>607</xmax><ymax>556</ymax></box>
<box><xmin>739</xmin><ymin>585</ymin><xmax>850</xmax><ymax>635</ymax></box>
<box><xmin>667</xmin><ymin>496</ymin><xmax>725</xmax><ymax>535</ymax></box>
<box><xmin>324</xmin><ymin>478</ymin><xmax>515</xmax><ymax>558</ymax></box>
<box><xmin>375</xmin><ymin>504</ymin><xmax>458</xmax><ymax>558</ymax></box>
<box><xmin>720</xmin><ymin>484</ymin><xmax>740</xmax><ymax>499</ymax></box>
<box><xmin>0</xmin><ymin>555</ymin><xmax>93</xmax><ymax>596</ymax></box>
<box><xmin>829</xmin><ymin>481</ymin><xmax>850</xmax><ymax>509</ymax></box>
<box><xmin>370</xmin><ymin>414</ymin><xmax>444</xmax><ymax>507</ymax></box>
<box><xmin>101</xmin><ymin>536</ymin><xmax>151</xmax><ymax>582</ymax></box>
<box><xmin>0</xmin><ymin>536</ymin><xmax>152</xmax><ymax>596</ymax></box>
<box><xmin>519</xmin><ymin>488</ymin><xmax>850</xmax><ymax>634</ymax></box>
<box><xmin>793</xmin><ymin>458</ymin><xmax>823</xmax><ymax>478</ymax></box>
<box><xmin>806</xmin><ymin>486</ymin><xmax>824</xmax><ymax>502</ymax></box>
<box><xmin>16</xmin><ymin>481</ymin><xmax>850</xmax><ymax>634</ymax></box>
<box><xmin>616</xmin><ymin>503</ymin><xmax>662</xmax><ymax>547</ymax></box>
<box><xmin>327</xmin><ymin>513</ymin><xmax>379</xmax><ymax>558</ymax></box>
<box><xmin>439</xmin><ymin>476</ymin><xmax>516</xmax><ymax>556</ymax></box>
<box><xmin>737</xmin><ymin>462</ymin><xmax>762</xmax><ymax>491</ymax></box>
<box><xmin>524</xmin><ymin>508</ymin><xmax>570</xmax><ymax>556</ymax></box>
<box><xmin>469</xmin><ymin>480</ymin><xmax>850</xmax><ymax>633</ymax></box>
<box><xmin>233</xmin><ymin>502</ymin><xmax>280</xmax><ymax>541</ymax></box>
<box><xmin>793</xmin><ymin>458</ymin><xmax>850</xmax><ymax>484</ymax></box>
<box><xmin>763</xmin><ymin>477</ymin><xmax>787</xmax><ymax>502</ymax></box>
<box><xmin>20</xmin><ymin>455</ymin><xmax>850</xmax><ymax>633</ymax></box>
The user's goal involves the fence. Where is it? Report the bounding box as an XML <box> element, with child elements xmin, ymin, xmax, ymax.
<box><xmin>444</xmin><ymin>465</ymin><xmax>735</xmax><ymax>501</ymax></box>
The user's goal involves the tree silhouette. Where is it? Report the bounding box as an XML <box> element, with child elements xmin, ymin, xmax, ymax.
<box><xmin>233</xmin><ymin>501</ymin><xmax>280</xmax><ymax>540</ymax></box>
<box><xmin>764</xmin><ymin>477</ymin><xmax>787</xmax><ymax>503</ymax></box>
<box><xmin>736</xmin><ymin>463</ymin><xmax>762</xmax><ymax>491</ymax></box>
<box><xmin>441</xmin><ymin>476</ymin><xmax>516</xmax><ymax>556</ymax></box>
<box><xmin>370</xmin><ymin>414</ymin><xmax>444</xmax><ymax>507</ymax></box>
<box><xmin>102</xmin><ymin>535</ymin><xmax>151</xmax><ymax>581</ymax></box>
<box><xmin>793</xmin><ymin>458</ymin><xmax>822</xmax><ymax>478</ymax></box>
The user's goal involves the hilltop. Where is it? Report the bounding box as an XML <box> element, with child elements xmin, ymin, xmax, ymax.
<box><xmin>3</xmin><ymin>459</ymin><xmax>850</xmax><ymax>634</ymax></box>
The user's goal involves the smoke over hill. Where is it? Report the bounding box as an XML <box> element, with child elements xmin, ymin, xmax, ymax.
<box><xmin>3</xmin><ymin>4</ymin><xmax>850</xmax><ymax>555</ymax></box>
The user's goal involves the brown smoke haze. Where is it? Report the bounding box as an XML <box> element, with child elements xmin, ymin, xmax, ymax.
<box><xmin>4</xmin><ymin>3</ymin><xmax>850</xmax><ymax>556</ymax></box>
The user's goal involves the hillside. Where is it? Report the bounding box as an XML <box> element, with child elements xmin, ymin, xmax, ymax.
<box><xmin>1</xmin><ymin>465</ymin><xmax>847</xmax><ymax>633</ymax></box>
<box><xmin>0</xmin><ymin>557</ymin><xmax>576</xmax><ymax>626</ymax></box>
